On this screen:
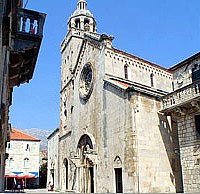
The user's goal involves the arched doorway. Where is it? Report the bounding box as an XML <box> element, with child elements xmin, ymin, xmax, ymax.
<box><xmin>114</xmin><ymin>156</ymin><xmax>123</xmax><ymax>193</ymax></box>
<box><xmin>77</xmin><ymin>134</ymin><xmax>95</xmax><ymax>193</ymax></box>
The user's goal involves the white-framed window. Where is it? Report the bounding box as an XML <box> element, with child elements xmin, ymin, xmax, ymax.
<box><xmin>24</xmin><ymin>158</ymin><xmax>29</xmax><ymax>169</ymax></box>
<box><xmin>9</xmin><ymin>157</ymin><xmax>14</xmax><ymax>169</ymax></box>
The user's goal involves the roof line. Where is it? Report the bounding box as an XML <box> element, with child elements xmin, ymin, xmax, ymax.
<box><xmin>112</xmin><ymin>47</ymin><xmax>172</xmax><ymax>73</ymax></box>
<box><xmin>11</xmin><ymin>128</ymin><xmax>40</xmax><ymax>141</ymax></box>
<box><xmin>47</xmin><ymin>128</ymin><xmax>59</xmax><ymax>140</ymax></box>
<box><xmin>169</xmin><ymin>51</ymin><xmax>200</xmax><ymax>71</ymax></box>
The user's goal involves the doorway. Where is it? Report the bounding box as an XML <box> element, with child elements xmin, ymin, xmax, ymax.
<box><xmin>115</xmin><ymin>168</ymin><xmax>123</xmax><ymax>193</ymax></box>
<box><xmin>89</xmin><ymin>166</ymin><xmax>94</xmax><ymax>193</ymax></box>
<box><xmin>64</xmin><ymin>159</ymin><xmax>68</xmax><ymax>190</ymax></box>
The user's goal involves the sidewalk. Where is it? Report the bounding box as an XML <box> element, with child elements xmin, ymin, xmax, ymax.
<box><xmin>4</xmin><ymin>189</ymin><xmax>59</xmax><ymax>193</ymax></box>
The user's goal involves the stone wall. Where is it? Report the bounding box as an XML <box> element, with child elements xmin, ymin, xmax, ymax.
<box><xmin>59</xmin><ymin>29</ymin><xmax>181</xmax><ymax>192</ymax></box>
<box><xmin>130</xmin><ymin>93</ymin><xmax>176</xmax><ymax>193</ymax></box>
<box><xmin>0</xmin><ymin>1</ymin><xmax>9</xmax><ymax>191</ymax></box>
<box><xmin>6</xmin><ymin>140</ymin><xmax>40</xmax><ymax>173</ymax></box>
<box><xmin>6</xmin><ymin>139</ymin><xmax>40</xmax><ymax>188</ymax></box>
<box><xmin>103</xmin><ymin>83</ymin><xmax>137</xmax><ymax>193</ymax></box>
<box><xmin>172</xmin><ymin>55</ymin><xmax>200</xmax><ymax>91</ymax></box>
<box><xmin>177</xmin><ymin>113</ymin><xmax>200</xmax><ymax>192</ymax></box>
<box><xmin>105</xmin><ymin>48</ymin><xmax>173</xmax><ymax>92</ymax></box>
<box><xmin>47</xmin><ymin>129</ymin><xmax>59</xmax><ymax>191</ymax></box>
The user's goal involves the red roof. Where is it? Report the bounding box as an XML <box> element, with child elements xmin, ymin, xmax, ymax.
<box><xmin>10</xmin><ymin>128</ymin><xmax>40</xmax><ymax>141</ymax></box>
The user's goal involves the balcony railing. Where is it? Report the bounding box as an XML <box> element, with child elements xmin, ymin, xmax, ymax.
<box><xmin>161</xmin><ymin>81</ymin><xmax>200</xmax><ymax>111</ymax></box>
<box><xmin>9</xmin><ymin>8</ymin><xmax>46</xmax><ymax>87</ymax></box>
<box><xmin>13</xmin><ymin>8</ymin><xmax>46</xmax><ymax>38</ymax></box>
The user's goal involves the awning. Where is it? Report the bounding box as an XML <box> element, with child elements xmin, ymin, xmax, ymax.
<box><xmin>16</xmin><ymin>172</ymin><xmax>36</xmax><ymax>179</ymax></box>
<box><xmin>4</xmin><ymin>169</ymin><xmax>18</xmax><ymax>178</ymax></box>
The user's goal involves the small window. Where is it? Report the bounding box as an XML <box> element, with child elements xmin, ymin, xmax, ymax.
<box><xmin>195</xmin><ymin>115</ymin><xmax>200</xmax><ymax>139</ymax></box>
<box><xmin>150</xmin><ymin>73</ymin><xmax>154</xmax><ymax>87</ymax></box>
<box><xmin>71</xmin><ymin>106</ymin><xmax>74</xmax><ymax>114</ymax></box>
<box><xmin>84</xmin><ymin>18</ymin><xmax>90</xmax><ymax>26</ymax></box>
<box><xmin>24</xmin><ymin>158</ymin><xmax>29</xmax><ymax>168</ymax></box>
<box><xmin>172</xmin><ymin>81</ymin><xmax>174</xmax><ymax>91</ymax></box>
<box><xmin>64</xmin><ymin>109</ymin><xmax>67</xmax><ymax>117</ymax></box>
<box><xmin>25</xmin><ymin>144</ymin><xmax>30</xmax><ymax>151</ymax></box>
<box><xmin>75</xmin><ymin>19</ymin><xmax>80</xmax><ymax>29</ymax></box>
<box><xmin>192</xmin><ymin>65</ymin><xmax>200</xmax><ymax>82</ymax></box>
<box><xmin>124</xmin><ymin>65</ymin><xmax>128</xmax><ymax>79</ymax></box>
<box><xmin>8</xmin><ymin>143</ymin><xmax>11</xmax><ymax>149</ymax></box>
<box><xmin>9</xmin><ymin>157</ymin><xmax>14</xmax><ymax>168</ymax></box>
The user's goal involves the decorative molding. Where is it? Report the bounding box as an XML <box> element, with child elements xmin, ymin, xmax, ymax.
<box><xmin>191</xmin><ymin>100</ymin><xmax>200</xmax><ymax>111</ymax></box>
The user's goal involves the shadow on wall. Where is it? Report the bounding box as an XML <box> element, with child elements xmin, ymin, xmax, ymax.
<box><xmin>158</xmin><ymin>113</ymin><xmax>183</xmax><ymax>193</ymax></box>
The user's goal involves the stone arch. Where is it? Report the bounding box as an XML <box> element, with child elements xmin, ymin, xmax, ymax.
<box><xmin>114</xmin><ymin>156</ymin><xmax>123</xmax><ymax>193</ymax></box>
<box><xmin>114</xmin><ymin>155</ymin><xmax>122</xmax><ymax>168</ymax></box>
<box><xmin>77</xmin><ymin>133</ymin><xmax>96</xmax><ymax>150</ymax></box>
<box><xmin>76</xmin><ymin>133</ymin><xmax>96</xmax><ymax>193</ymax></box>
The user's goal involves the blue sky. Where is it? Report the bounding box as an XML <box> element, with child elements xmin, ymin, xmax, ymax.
<box><xmin>9</xmin><ymin>0</ymin><xmax>200</xmax><ymax>131</ymax></box>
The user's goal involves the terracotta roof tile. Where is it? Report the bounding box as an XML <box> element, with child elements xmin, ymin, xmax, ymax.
<box><xmin>113</xmin><ymin>80</ymin><xmax>130</xmax><ymax>88</ymax></box>
<box><xmin>10</xmin><ymin>128</ymin><xmax>40</xmax><ymax>141</ymax></box>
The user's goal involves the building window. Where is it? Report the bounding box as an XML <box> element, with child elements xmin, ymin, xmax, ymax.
<box><xmin>8</xmin><ymin>143</ymin><xmax>11</xmax><ymax>149</ymax></box>
<box><xmin>24</xmin><ymin>158</ymin><xmax>29</xmax><ymax>168</ymax></box>
<box><xmin>75</xmin><ymin>19</ymin><xmax>80</xmax><ymax>29</ymax></box>
<box><xmin>192</xmin><ymin>65</ymin><xmax>200</xmax><ymax>82</ymax></box>
<box><xmin>150</xmin><ymin>73</ymin><xmax>154</xmax><ymax>87</ymax></box>
<box><xmin>172</xmin><ymin>81</ymin><xmax>175</xmax><ymax>91</ymax></box>
<box><xmin>115</xmin><ymin>168</ymin><xmax>123</xmax><ymax>193</ymax></box>
<box><xmin>64</xmin><ymin>109</ymin><xmax>67</xmax><ymax>118</ymax></box>
<box><xmin>25</xmin><ymin>144</ymin><xmax>30</xmax><ymax>151</ymax></box>
<box><xmin>9</xmin><ymin>157</ymin><xmax>14</xmax><ymax>168</ymax></box>
<box><xmin>124</xmin><ymin>65</ymin><xmax>128</xmax><ymax>79</ymax></box>
<box><xmin>84</xmin><ymin>18</ymin><xmax>90</xmax><ymax>31</ymax></box>
<box><xmin>64</xmin><ymin>159</ymin><xmax>68</xmax><ymax>190</ymax></box>
<box><xmin>195</xmin><ymin>115</ymin><xmax>200</xmax><ymax>139</ymax></box>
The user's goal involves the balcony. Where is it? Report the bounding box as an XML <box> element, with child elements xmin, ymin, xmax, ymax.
<box><xmin>9</xmin><ymin>8</ymin><xmax>46</xmax><ymax>87</ymax></box>
<box><xmin>161</xmin><ymin>81</ymin><xmax>200</xmax><ymax>113</ymax></box>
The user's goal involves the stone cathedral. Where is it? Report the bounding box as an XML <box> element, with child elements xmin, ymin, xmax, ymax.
<box><xmin>49</xmin><ymin>0</ymin><xmax>200</xmax><ymax>193</ymax></box>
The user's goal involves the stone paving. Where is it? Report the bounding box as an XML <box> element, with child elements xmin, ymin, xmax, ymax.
<box><xmin>4</xmin><ymin>189</ymin><xmax>59</xmax><ymax>193</ymax></box>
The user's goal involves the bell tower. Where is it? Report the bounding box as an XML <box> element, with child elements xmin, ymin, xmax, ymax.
<box><xmin>68</xmin><ymin>0</ymin><xmax>97</xmax><ymax>33</ymax></box>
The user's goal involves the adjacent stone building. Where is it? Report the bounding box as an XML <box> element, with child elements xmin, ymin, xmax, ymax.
<box><xmin>55</xmin><ymin>0</ymin><xmax>186</xmax><ymax>193</ymax></box>
<box><xmin>5</xmin><ymin>128</ymin><xmax>40</xmax><ymax>188</ymax></box>
<box><xmin>0</xmin><ymin>0</ymin><xmax>45</xmax><ymax>191</ymax></box>
<box><xmin>161</xmin><ymin>52</ymin><xmax>200</xmax><ymax>193</ymax></box>
<box><xmin>47</xmin><ymin>128</ymin><xmax>59</xmax><ymax>191</ymax></box>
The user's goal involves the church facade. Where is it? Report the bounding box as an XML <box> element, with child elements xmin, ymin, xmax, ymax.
<box><xmin>48</xmin><ymin>0</ymin><xmax>199</xmax><ymax>193</ymax></box>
